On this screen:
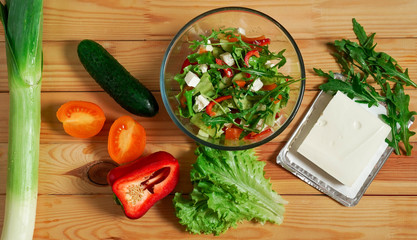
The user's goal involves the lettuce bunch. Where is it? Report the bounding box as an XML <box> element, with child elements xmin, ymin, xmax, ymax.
<box><xmin>173</xmin><ymin>145</ymin><xmax>287</xmax><ymax>235</ymax></box>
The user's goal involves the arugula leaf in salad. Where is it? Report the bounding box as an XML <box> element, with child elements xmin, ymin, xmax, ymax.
<box><xmin>314</xmin><ymin>18</ymin><xmax>416</xmax><ymax>155</ymax></box>
<box><xmin>173</xmin><ymin>145</ymin><xmax>287</xmax><ymax>235</ymax></box>
<box><xmin>174</xmin><ymin>27</ymin><xmax>301</xmax><ymax>143</ymax></box>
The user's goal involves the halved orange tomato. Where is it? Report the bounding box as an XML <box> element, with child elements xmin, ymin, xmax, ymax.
<box><xmin>56</xmin><ymin>101</ymin><xmax>106</xmax><ymax>138</ymax></box>
<box><xmin>108</xmin><ymin>115</ymin><xmax>146</xmax><ymax>165</ymax></box>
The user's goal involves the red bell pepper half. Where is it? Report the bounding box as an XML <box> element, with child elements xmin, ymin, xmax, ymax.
<box><xmin>107</xmin><ymin>151</ymin><xmax>180</xmax><ymax>219</ymax></box>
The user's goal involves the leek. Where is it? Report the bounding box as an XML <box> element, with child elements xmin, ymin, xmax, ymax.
<box><xmin>0</xmin><ymin>0</ymin><xmax>43</xmax><ymax>239</ymax></box>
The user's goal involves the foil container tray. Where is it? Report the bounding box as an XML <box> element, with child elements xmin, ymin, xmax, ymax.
<box><xmin>276</xmin><ymin>91</ymin><xmax>413</xmax><ymax>207</ymax></box>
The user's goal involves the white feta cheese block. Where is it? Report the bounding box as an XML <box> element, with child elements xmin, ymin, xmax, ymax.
<box><xmin>297</xmin><ymin>91</ymin><xmax>391</xmax><ymax>186</ymax></box>
<box><xmin>199</xmin><ymin>64</ymin><xmax>208</xmax><ymax>73</ymax></box>
<box><xmin>184</xmin><ymin>71</ymin><xmax>200</xmax><ymax>87</ymax></box>
<box><xmin>193</xmin><ymin>94</ymin><xmax>210</xmax><ymax>112</ymax></box>
<box><xmin>250</xmin><ymin>78</ymin><xmax>263</xmax><ymax>92</ymax></box>
<box><xmin>220</xmin><ymin>52</ymin><xmax>235</xmax><ymax>66</ymax></box>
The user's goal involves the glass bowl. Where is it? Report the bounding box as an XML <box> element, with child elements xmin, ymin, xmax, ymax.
<box><xmin>160</xmin><ymin>7</ymin><xmax>305</xmax><ymax>150</ymax></box>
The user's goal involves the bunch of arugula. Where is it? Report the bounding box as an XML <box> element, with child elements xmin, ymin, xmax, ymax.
<box><xmin>314</xmin><ymin>18</ymin><xmax>416</xmax><ymax>155</ymax></box>
<box><xmin>173</xmin><ymin>145</ymin><xmax>287</xmax><ymax>235</ymax></box>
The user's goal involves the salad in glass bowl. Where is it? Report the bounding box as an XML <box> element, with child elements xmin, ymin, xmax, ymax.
<box><xmin>161</xmin><ymin>7</ymin><xmax>305</xmax><ymax>150</ymax></box>
<box><xmin>175</xmin><ymin>27</ymin><xmax>299</xmax><ymax>141</ymax></box>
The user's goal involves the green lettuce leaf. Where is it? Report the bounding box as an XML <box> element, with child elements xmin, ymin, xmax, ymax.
<box><xmin>173</xmin><ymin>145</ymin><xmax>287</xmax><ymax>235</ymax></box>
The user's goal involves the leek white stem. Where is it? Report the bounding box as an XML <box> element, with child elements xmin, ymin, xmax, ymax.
<box><xmin>2</xmin><ymin>86</ymin><xmax>41</xmax><ymax>240</ymax></box>
<box><xmin>0</xmin><ymin>0</ymin><xmax>43</xmax><ymax>239</ymax></box>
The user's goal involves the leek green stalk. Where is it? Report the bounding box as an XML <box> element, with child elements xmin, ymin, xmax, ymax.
<box><xmin>0</xmin><ymin>0</ymin><xmax>43</xmax><ymax>239</ymax></box>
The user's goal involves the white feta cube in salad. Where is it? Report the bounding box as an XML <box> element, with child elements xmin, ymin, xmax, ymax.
<box><xmin>193</xmin><ymin>94</ymin><xmax>210</xmax><ymax>112</ymax></box>
<box><xmin>255</xmin><ymin>118</ymin><xmax>267</xmax><ymax>131</ymax></box>
<box><xmin>237</xmin><ymin>27</ymin><xmax>246</xmax><ymax>36</ymax></box>
<box><xmin>220</xmin><ymin>52</ymin><xmax>235</xmax><ymax>66</ymax></box>
<box><xmin>198</xmin><ymin>39</ymin><xmax>213</xmax><ymax>52</ymax></box>
<box><xmin>205</xmin><ymin>39</ymin><xmax>214</xmax><ymax>52</ymax></box>
<box><xmin>185</xmin><ymin>71</ymin><xmax>200</xmax><ymax>87</ymax></box>
<box><xmin>265</xmin><ymin>60</ymin><xmax>275</xmax><ymax>68</ymax></box>
<box><xmin>199</xmin><ymin>64</ymin><xmax>208</xmax><ymax>73</ymax></box>
<box><xmin>250</xmin><ymin>78</ymin><xmax>264</xmax><ymax>92</ymax></box>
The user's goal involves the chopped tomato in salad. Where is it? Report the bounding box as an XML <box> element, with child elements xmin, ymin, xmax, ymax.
<box><xmin>174</xmin><ymin>27</ymin><xmax>298</xmax><ymax>143</ymax></box>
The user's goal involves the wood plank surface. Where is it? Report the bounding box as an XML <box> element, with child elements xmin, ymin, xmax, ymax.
<box><xmin>0</xmin><ymin>91</ymin><xmax>415</xmax><ymax>144</ymax></box>
<box><xmin>1</xmin><ymin>195</ymin><xmax>416</xmax><ymax>240</ymax></box>
<box><xmin>1</xmin><ymin>142</ymin><xmax>416</xmax><ymax>196</ymax></box>
<box><xmin>0</xmin><ymin>0</ymin><xmax>417</xmax><ymax>239</ymax></box>
<box><xmin>1</xmin><ymin>38</ymin><xmax>416</xmax><ymax>92</ymax></box>
<box><xmin>3</xmin><ymin>0</ymin><xmax>412</xmax><ymax>41</ymax></box>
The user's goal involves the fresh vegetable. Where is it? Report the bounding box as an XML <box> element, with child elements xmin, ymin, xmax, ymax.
<box><xmin>108</xmin><ymin>151</ymin><xmax>180</xmax><ymax>219</ymax></box>
<box><xmin>56</xmin><ymin>101</ymin><xmax>106</xmax><ymax>138</ymax></box>
<box><xmin>77</xmin><ymin>39</ymin><xmax>159</xmax><ymax>117</ymax></box>
<box><xmin>205</xmin><ymin>95</ymin><xmax>232</xmax><ymax>116</ymax></box>
<box><xmin>215</xmin><ymin>58</ymin><xmax>234</xmax><ymax>77</ymax></box>
<box><xmin>244</xmin><ymin>128</ymin><xmax>274</xmax><ymax>140</ymax></box>
<box><xmin>173</xmin><ymin>145</ymin><xmax>287</xmax><ymax>235</ymax></box>
<box><xmin>0</xmin><ymin>0</ymin><xmax>43</xmax><ymax>239</ymax></box>
<box><xmin>174</xmin><ymin>27</ymin><xmax>300</xmax><ymax>143</ymax></box>
<box><xmin>224</xmin><ymin>127</ymin><xmax>244</xmax><ymax>140</ymax></box>
<box><xmin>244</xmin><ymin>49</ymin><xmax>260</xmax><ymax>66</ymax></box>
<box><xmin>314</xmin><ymin>18</ymin><xmax>416</xmax><ymax>155</ymax></box>
<box><xmin>108</xmin><ymin>115</ymin><xmax>146</xmax><ymax>165</ymax></box>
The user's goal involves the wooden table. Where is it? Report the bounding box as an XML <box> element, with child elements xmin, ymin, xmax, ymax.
<box><xmin>1</xmin><ymin>0</ymin><xmax>416</xmax><ymax>239</ymax></box>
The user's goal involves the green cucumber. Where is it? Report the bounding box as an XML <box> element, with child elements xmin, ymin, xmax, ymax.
<box><xmin>77</xmin><ymin>39</ymin><xmax>159</xmax><ymax>117</ymax></box>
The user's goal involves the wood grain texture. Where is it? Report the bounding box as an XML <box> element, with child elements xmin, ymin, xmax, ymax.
<box><xmin>0</xmin><ymin>90</ymin><xmax>415</xmax><ymax>144</ymax></box>
<box><xmin>0</xmin><ymin>0</ymin><xmax>407</xmax><ymax>41</ymax></box>
<box><xmin>0</xmin><ymin>0</ymin><xmax>417</xmax><ymax>239</ymax></box>
<box><xmin>0</xmin><ymin>38</ymin><xmax>416</xmax><ymax>92</ymax></box>
<box><xmin>1</xmin><ymin>195</ymin><xmax>416</xmax><ymax>240</ymax></box>
<box><xmin>1</xmin><ymin>142</ymin><xmax>416</xmax><ymax>196</ymax></box>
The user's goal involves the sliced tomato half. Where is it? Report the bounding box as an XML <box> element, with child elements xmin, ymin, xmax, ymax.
<box><xmin>56</xmin><ymin>101</ymin><xmax>106</xmax><ymax>138</ymax></box>
<box><xmin>108</xmin><ymin>115</ymin><xmax>146</xmax><ymax>165</ymax></box>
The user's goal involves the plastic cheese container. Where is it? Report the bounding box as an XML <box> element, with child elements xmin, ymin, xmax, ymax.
<box><xmin>276</xmin><ymin>90</ymin><xmax>413</xmax><ymax>206</ymax></box>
